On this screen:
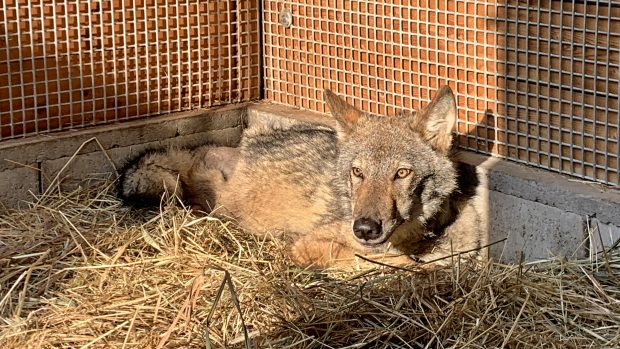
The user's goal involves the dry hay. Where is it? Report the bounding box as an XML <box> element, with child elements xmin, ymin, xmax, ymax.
<box><xmin>1</xmin><ymin>181</ymin><xmax>619</xmax><ymax>349</ymax></box>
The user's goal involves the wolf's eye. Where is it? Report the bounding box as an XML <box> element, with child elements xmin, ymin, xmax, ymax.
<box><xmin>352</xmin><ymin>167</ymin><xmax>364</xmax><ymax>178</ymax></box>
<box><xmin>395</xmin><ymin>168</ymin><xmax>412</xmax><ymax>179</ymax></box>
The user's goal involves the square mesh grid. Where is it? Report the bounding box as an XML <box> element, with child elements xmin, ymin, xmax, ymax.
<box><xmin>263</xmin><ymin>0</ymin><xmax>619</xmax><ymax>186</ymax></box>
<box><xmin>0</xmin><ymin>0</ymin><xmax>261</xmax><ymax>140</ymax></box>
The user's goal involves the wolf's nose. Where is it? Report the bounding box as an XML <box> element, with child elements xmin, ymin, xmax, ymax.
<box><xmin>353</xmin><ymin>218</ymin><xmax>382</xmax><ymax>241</ymax></box>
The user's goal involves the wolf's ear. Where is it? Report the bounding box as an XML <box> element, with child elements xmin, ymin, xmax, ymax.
<box><xmin>418</xmin><ymin>86</ymin><xmax>457</xmax><ymax>154</ymax></box>
<box><xmin>324</xmin><ymin>89</ymin><xmax>361</xmax><ymax>133</ymax></box>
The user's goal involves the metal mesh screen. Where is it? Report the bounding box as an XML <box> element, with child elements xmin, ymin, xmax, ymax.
<box><xmin>0</xmin><ymin>0</ymin><xmax>261</xmax><ymax>141</ymax></box>
<box><xmin>263</xmin><ymin>0</ymin><xmax>619</xmax><ymax>187</ymax></box>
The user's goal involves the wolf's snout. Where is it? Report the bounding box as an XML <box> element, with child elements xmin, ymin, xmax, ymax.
<box><xmin>353</xmin><ymin>218</ymin><xmax>382</xmax><ymax>241</ymax></box>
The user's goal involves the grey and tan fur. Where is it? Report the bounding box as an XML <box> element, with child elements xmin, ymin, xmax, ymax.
<box><xmin>119</xmin><ymin>86</ymin><xmax>488</xmax><ymax>267</ymax></box>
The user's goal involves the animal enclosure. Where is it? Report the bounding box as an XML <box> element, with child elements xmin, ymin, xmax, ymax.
<box><xmin>0</xmin><ymin>0</ymin><xmax>618</xmax><ymax>188</ymax></box>
<box><xmin>1</xmin><ymin>1</ymin><xmax>620</xmax><ymax>348</ymax></box>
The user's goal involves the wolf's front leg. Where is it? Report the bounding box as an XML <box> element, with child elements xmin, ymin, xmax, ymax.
<box><xmin>291</xmin><ymin>222</ymin><xmax>415</xmax><ymax>268</ymax></box>
<box><xmin>290</xmin><ymin>233</ymin><xmax>356</xmax><ymax>268</ymax></box>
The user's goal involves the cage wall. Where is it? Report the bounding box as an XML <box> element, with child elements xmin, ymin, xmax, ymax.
<box><xmin>263</xmin><ymin>0</ymin><xmax>619</xmax><ymax>187</ymax></box>
<box><xmin>0</xmin><ymin>0</ymin><xmax>261</xmax><ymax>141</ymax></box>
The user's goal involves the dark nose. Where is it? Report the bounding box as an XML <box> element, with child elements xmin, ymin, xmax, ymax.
<box><xmin>353</xmin><ymin>218</ymin><xmax>382</xmax><ymax>241</ymax></box>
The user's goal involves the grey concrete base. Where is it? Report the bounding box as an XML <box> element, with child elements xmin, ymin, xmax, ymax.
<box><xmin>457</xmin><ymin>151</ymin><xmax>620</xmax><ymax>260</ymax></box>
<box><xmin>0</xmin><ymin>104</ymin><xmax>246</xmax><ymax>208</ymax></box>
<box><xmin>0</xmin><ymin>166</ymin><xmax>40</xmax><ymax>208</ymax></box>
<box><xmin>488</xmin><ymin>190</ymin><xmax>587</xmax><ymax>261</ymax></box>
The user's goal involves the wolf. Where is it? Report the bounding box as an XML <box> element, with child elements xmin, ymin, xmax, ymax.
<box><xmin>118</xmin><ymin>86</ymin><xmax>488</xmax><ymax>267</ymax></box>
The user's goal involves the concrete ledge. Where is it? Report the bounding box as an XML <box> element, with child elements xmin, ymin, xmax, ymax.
<box><xmin>456</xmin><ymin>152</ymin><xmax>620</xmax><ymax>260</ymax></box>
<box><xmin>247</xmin><ymin>102</ymin><xmax>337</xmax><ymax>129</ymax></box>
<box><xmin>457</xmin><ymin>151</ymin><xmax>620</xmax><ymax>227</ymax></box>
<box><xmin>0</xmin><ymin>104</ymin><xmax>246</xmax><ymax>172</ymax></box>
<box><xmin>0</xmin><ymin>104</ymin><xmax>246</xmax><ymax>207</ymax></box>
<box><xmin>0</xmin><ymin>166</ymin><xmax>39</xmax><ymax>208</ymax></box>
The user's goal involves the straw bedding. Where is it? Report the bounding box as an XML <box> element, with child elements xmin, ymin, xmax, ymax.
<box><xmin>1</xmin><ymin>180</ymin><xmax>620</xmax><ymax>348</ymax></box>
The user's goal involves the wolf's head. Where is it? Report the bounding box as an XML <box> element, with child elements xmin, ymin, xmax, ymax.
<box><xmin>324</xmin><ymin>87</ymin><xmax>459</xmax><ymax>247</ymax></box>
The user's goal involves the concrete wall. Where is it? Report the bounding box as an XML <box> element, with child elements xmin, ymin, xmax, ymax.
<box><xmin>1</xmin><ymin>101</ymin><xmax>618</xmax><ymax>262</ymax></box>
<box><xmin>0</xmin><ymin>104</ymin><xmax>246</xmax><ymax>209</ymax></box>
<box><xmin>458</xmin><ymin>151</ymin><xmax>620</xmax><ymax>262</ymax></box>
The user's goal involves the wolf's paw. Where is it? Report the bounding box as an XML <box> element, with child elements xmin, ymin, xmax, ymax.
<box><xmin>290</xmin><ymin>241</ymin><xmax>329</xmax><ymax>268</ymax></box>
<box><xmin>290</xmin><ymin>237</ymin><xmax>356</xmax><ymax>268</ymax></box>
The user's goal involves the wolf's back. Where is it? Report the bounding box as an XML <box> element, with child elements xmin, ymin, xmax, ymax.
<box><xmin>116</xmin><ymin>122</ymin><xmax>344</xmax><ymax>233</ymax></box>
<box><xmin>239</xmin><ymin>123</ymin><xmax>339</xmax><ymax>182</ymax></box>
<box><xmin>214</xmin><ymin>123</ymin><xmax>344</xmax><ymax>233</ymax></box>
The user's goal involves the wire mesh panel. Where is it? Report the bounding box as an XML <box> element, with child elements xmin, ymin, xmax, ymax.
<box><xmin>0</xmin><ymin>0</ymin><xmax>261</xmax><ymax>141</ymax></box>
<box><xmin>499</xmin><ymin>1</ymin><xmax>618</xmax><ymax>186</ymax></box>
<box><xmin>262</xmin><ymin>0</ymin><xmax>619</xmax><ymax>186</ymax></box>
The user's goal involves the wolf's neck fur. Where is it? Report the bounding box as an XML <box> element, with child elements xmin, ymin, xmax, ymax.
<box><xmin>425</xmin><ymin>161</ymin><xmax>479</xmax><ymax>234</ymax></box>
<box><xmin>395</xmin><ymin>161</ymin><xmax>481</xmax><ymax>257</ymax></box>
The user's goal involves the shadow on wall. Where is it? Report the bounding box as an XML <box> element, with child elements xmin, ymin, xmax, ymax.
<box><xmin>488</xmin><ymin>1</ymin><xmax>620</xmax><ymax>262</ymax></box>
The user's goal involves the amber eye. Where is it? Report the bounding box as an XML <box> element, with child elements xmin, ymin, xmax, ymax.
<box><xmin>395</xmin><ymin>168</ymin><xmax>412</xmax><ymax>179</ymax></box>
<box><xmin>352</xmin><ymin>167</ymin><xmax>364</xmax><ymax>178</ymax></box>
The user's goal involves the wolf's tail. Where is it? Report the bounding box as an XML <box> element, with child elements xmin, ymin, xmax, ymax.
<box><xmin>117</xmin><ymin>146</ymin><xmax>239</xmax><ymax>211</ymax></box>
<box><xmin>117</xmin><ymin>148</ymin><xmax>195</xmax><ymax>207</ymax></box>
